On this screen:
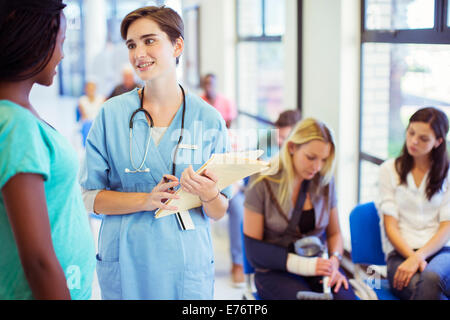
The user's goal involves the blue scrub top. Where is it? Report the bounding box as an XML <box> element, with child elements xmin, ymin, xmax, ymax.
<box><xmin>80</xmin><ymin>89</ymin><xmax>231</xmax><ymax>299</ymax></box>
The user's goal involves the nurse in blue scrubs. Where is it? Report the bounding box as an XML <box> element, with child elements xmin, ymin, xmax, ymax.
<box><xmin>80</xmin><ymin>6</ymin><xmax>231</xmax><ymax>299</ymax></box>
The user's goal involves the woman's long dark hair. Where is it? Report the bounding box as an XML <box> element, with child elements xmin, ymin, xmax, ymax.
<box><xmin>0</xmin><ymin>0</ymin><xmax>66</xmax><ymax>81</ymax></box>
<box><xmin>395</xmin><ymin>107</ymin><xmax>449</xmax><ymax>200</ymax></box>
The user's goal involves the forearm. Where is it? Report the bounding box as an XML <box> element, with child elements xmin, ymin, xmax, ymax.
<box><xmin>384</xmin><ymin>216</ymin><xmax>415</xmax><ymax>258</ymax></box>
<box><xmin>22</xmin><ymin>256</ymin><xmax>71</xmax><ymax>300</ymax></box>
<box><xmin>202</xmin><ymin>192</ymin><xmax>228</xmax><ymax>220</ymax></box>
<box><xmin>416</xmin><ymin>222</ymin><xmax>450</xmax><ymax>260</ymax></box>
<box><xmin>94</xmin><ymin>190</ymin><xmax>147</xmax><ymax>215</ymax></box>
<box><xmin>243</xmin><ymin>234</ymin><xmax>288</xmax><ymax>271</ymax></box>
<box><xmin>327</xmin><ymin>232</ymin><xmax>343</xmax><ymax>257</ymax></box>
<box><xmin>2</xmin><ymin>174</ymin><xmax>72</xmax><ymax>299</ymax></box>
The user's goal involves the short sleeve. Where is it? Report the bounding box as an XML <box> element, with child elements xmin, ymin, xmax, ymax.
<box><xmin>439</xmin><ymin>173</ymin><xmax>450</xmax><ymax>222</ymax></box>
<box><xmin>79</xmin><ymin>107</ymin><xmax>110</xmax><ymax>190</ymax></box>
<box><xmin>244</xmin><ymin>177</ymin><xmax>266</xmax><ymax>214</ymax></box>
<box><xmin>0</xmin><ymin>109</ymin><xmax>50</xmax><ymax>188</ymax></box>
<box><xmin>376</xmin><ymin>160</ymin><xmax>399</xmax><ymax>219</ymax></box>
<box><xmin>328</xmin><ymin>177</ymin><xmax>338</xmax><ymax>209</ymax></box>
<box><xmin>81</xmin><ymin>188</ymin><xmax>102</xmax><ymax>213</ymax></box>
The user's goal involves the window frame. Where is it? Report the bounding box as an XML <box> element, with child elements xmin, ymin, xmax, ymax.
<box><xmin>358</xmin><ymin>0</ymin><xmax>450</xmax><ymax>201</ymax></box>
<box><xmin>362</xmin><ymin>0</ymin><xmax>450</xmax><ymax>44</ymax></box>
<box><xmin>58</xmin><ymin>0</ymin><xmax>86</xmax><ymax>97</ymax></box>
<box><xmin>235</xmin><ymin>0</ymin><xmax>302</xmax><ymax>124</ymax></box>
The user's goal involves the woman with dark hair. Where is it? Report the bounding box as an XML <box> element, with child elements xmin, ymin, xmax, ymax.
<box><xmin>80</xmin><ymin>6</ymin><xmax>230</xmax><ymax>299</ymax></box>
<box><xmin>0</xmin><ymin>0</ymin><xmax>95</xmax><ymax>299</ymax></box>
<box><xmin>377</xmin><ymin>107</ymin><xmax>450</xmax><ymax>300</ymax></box>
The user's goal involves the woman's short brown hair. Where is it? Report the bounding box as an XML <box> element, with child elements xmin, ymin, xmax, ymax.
<box><xmin>120</xmin><ymin>5</ymin><xmax>184</xmax><ymax>64</ymax></box>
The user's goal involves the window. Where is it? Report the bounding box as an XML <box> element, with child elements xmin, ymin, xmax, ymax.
<box><xmin>59</xmin><ymin>0</ymin><xmax>85</xmax><ymax>96</ymax></box>
<box><xmin>236</xmin><ymin>0</ymin><xmax>286</xmax><ymax>128</ymax></box>
<box><xmin>448</xmin><ymin>2</ymin><xmax>450</xmax><ymax>27</ymax></box>
<box><xmin>182</xmin><ymin>6</ymin><xmax>200</xmax><ymax>89</ymax></box>
<box><xmin>365</xmin><ymin>0</ymin><xmax>435</xmax><ymax>30</ymax></box>
<box><xmin>359</xmin><ymin>0</ymin><xmax>450</xmax><ymax>203</ymax></box>
<box><xmin>106</xmin><ymin>0</ymin><xmax>163</xmax><ymax>43</ymax></box>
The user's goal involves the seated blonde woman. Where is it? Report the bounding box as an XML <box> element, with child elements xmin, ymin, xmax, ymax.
<box><xmin>243</xmin><ymin>118</ymin><xmax>356</xmax><ymax>300</ymax></box>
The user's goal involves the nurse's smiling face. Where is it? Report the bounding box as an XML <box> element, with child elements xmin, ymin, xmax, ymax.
<box><xmin>125</xmin><ymin>17</ymin><xmax>183</xmax><ymax>82</ymax></box>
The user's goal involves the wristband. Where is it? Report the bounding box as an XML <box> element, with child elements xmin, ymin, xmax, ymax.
<box><xmin>200</xmin><ymin>188</ymin><xmax>220</xmax><ymax>203</ymax></box>
<box><xmin>331</xmin><ymin>251</ymin><xmax>343</xmax><ymax>262</ymax></box>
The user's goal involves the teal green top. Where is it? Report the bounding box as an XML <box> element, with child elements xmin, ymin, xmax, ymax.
<box><xmin>0</xmin><ymin>100</ymin><xmax>96</xmax><ymax>300</ymax></box>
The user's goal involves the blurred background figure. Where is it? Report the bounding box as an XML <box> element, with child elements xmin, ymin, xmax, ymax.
<box><xmin>107</xmin><ymin>65</ymin><xmax>140</xmax><ymax>99</ymax></box>
<box><xmin>77</xmin><ymin>81</ymin><xmax>104</xmax><ymax>147</ymax></box>
<box><xmin>201</xmin><ymin>73</ymin><xmax>237</xmax><ymax>128</ymax></box>
<box><xmin>78</xmin><ymin>81</ymin><xmax>105</xmax><ymax>122</ymax></box>
<box><xmin>259</xmin><ymin>109</ymin><xmax>302</xmax><ymax>161</ymax></box>
<box><xmin>275</xmin><ymin>109</ymin><xmax>302</xmax><ymax>147</ymax></box>
<box><xmin>201</xmin><ymin>72</ymin><xmax>242</xmax><ymax>286</ymax></box>
<box><xmin>226</xmin><ymin>108</ymin><xmax>302</xmax><ymax>288</ymax></box>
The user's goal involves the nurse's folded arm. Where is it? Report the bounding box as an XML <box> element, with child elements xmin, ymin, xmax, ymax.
<box><xmin>93</xmin><ymin>177</ymin><xmax>180</xmax><ymax>215</ymax></box>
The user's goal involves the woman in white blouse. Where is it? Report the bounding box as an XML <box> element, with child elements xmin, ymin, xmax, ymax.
<box><xmin>377</xmin><ymin>107</ymin><xmax>450</xmax><ymax>300</ymax></box>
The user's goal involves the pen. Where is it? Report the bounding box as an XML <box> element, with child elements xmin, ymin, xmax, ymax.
<box><xmin>164</xmin><ymin>176</ymin><xmax>175</xmax><ymax>191</ymax></box>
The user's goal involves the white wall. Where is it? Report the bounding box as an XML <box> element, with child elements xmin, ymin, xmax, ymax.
<box><xmin>302</xmin><ymin>0</ymin><xmax>361</xmax><ymax>250</ymax></box>
<box><xmin>83</xmin><ymin>0</ymin><xmax>108</xmax><ymax>80</ymax></box>
<box><xmin>195</xmin><ymin>0</ymin><xmax>236</xmax><ymax>101</ymax></box>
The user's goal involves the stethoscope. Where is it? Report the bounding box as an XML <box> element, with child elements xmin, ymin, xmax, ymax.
<box><xmin>125</xmin><ymin>84</ymin><xmax>186</xmax><ymax>175</ymax></box>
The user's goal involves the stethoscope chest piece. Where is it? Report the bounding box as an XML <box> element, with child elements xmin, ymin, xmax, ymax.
<box><xmin>125</xmin><ymin>85</ymin><xmax>186</xmax><ymax>174</ymax></box>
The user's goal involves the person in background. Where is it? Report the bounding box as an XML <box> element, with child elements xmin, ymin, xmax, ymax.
<box><xmin>274</xmin><ymin>110</ymin><xmax>302</xmax><ymax>148</ymax></box>
<box><xmin>77</xmin><ymin>81</ymin><xmax>105</xmax><ymax>146</ymax></box>
<box><xmin>201</xmin><ymin>72</ymin><xmax>240</xmax><ymax>285</ymax></box>
<box><xmin>107</xmin><ymin>65</ymin><xmax>140</xmax><ymax>99</ymax></box>
<box><xmin>260</xmin><ymin>109</ymin><xmax>302</xmax><ymax>160</ymax></box>
<box><xmin>80</xmin><ymin>6</ymin><xmax>231</xmax><ymax>299</ymax></box>
<box><xmin>227</xmin><ymin>108</ymin><xmax>302</xmax><ymax>287</ymax></box>
<box><xmin>78</xmin><ymin>81</ymin><xmax>105</xmax><ymax>121</ymax></box>
<box><xmin>377</xmin><ymin>107</ymin><xmax>450</xmax><ymax>300</ymax></box>
<box><xmin>201</xmin><ymin>73</ymin><xmax>237</xmax><ymax>128</ymax></box>
<box><xmin>0</xmin><ymin>0</ymin><xmax>95</xmax><ymax>300</ymax></box>
<box><xmin>243</xmin><ymin>118</ymin><xmax>356</xmax><ymax>300</ymax></box>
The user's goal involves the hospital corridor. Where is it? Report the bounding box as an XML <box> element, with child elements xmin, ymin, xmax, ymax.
<box><xmin>1</xmin><ymin>0</ymin><xmax>450</xmax><ymax>308</ymax></box>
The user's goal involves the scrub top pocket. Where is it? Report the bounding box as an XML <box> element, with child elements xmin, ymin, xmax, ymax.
<box><xmin>96</xmin><ymin>255</ymin><xmax>122</xmax><ymax>300</ymax></box>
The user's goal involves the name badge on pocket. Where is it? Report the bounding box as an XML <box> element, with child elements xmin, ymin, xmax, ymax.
<box><xmin>176</xmin><ymin>211</ymin><xmax>195</xmax><ymax>230</ymax></box>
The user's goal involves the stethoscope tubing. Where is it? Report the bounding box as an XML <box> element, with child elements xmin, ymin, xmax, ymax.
<box><xmin>128</xmin><ymin>84</ymin><xmax>186</xmax><ymax>175</ymax></box>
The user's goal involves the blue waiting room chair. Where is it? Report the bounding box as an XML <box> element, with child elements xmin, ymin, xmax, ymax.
<box><xmin>349</xmin><ymin>202</ymin><xmax>399</xmax><ymax>300</ymax></box>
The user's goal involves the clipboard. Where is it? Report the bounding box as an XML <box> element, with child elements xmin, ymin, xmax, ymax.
<box><xmin>154</xmin><ymin>150</ymin><xmax>270</xmax><ymax>218</ymax></box>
